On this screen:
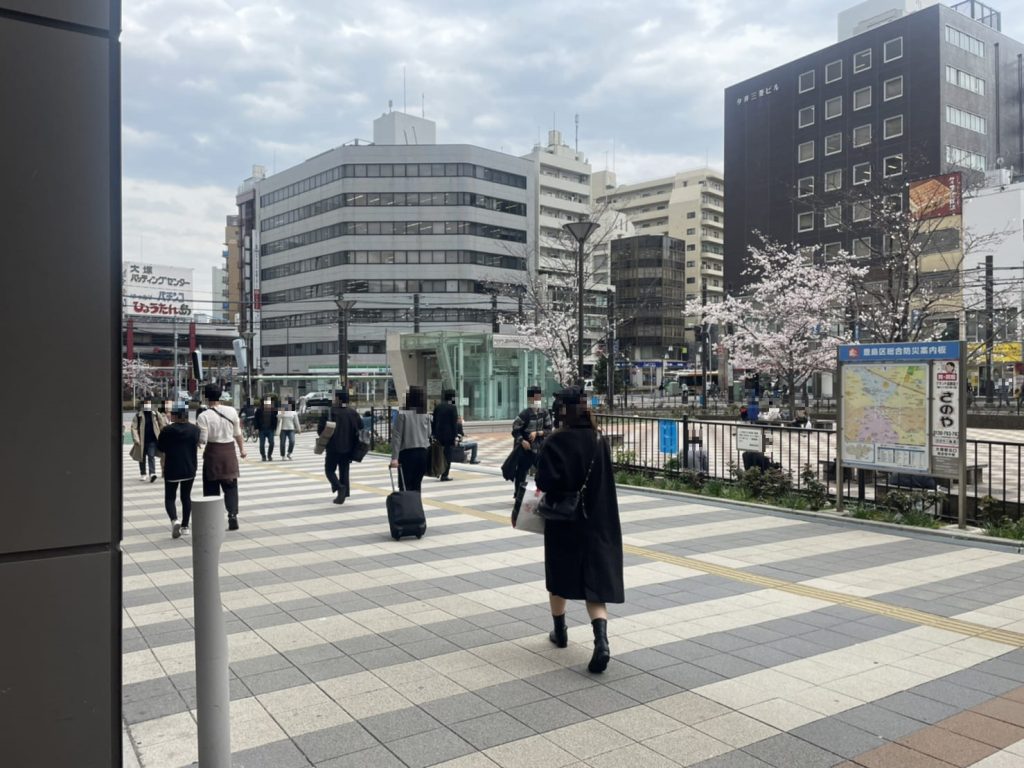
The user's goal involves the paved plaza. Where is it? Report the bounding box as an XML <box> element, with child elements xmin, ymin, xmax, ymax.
<box><xmin>123</xmin><ymin>431</ymin><xmax>1024</xmax><ymax>767</ymax></box>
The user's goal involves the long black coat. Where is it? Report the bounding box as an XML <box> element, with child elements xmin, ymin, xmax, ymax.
<box><xmin>535</xmin><ymin>425</ymin><xmax>624</xmax><ymax>604</ymax></box>
<box><xmin>431</xmin><ymin>403</ymin><xmax>460</xmax><ymax>446</ymax></box>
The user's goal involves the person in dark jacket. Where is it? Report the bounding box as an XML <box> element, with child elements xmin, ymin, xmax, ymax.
<box><xmin>510</xmin><ymin>386</ymin><xmax>554</xmax><ymax>515</ymax></box>
<box><xmin>535</xmin><ymin>386</ymin><xmax>624</xmax><ymax>674</ymax></box>
<box><xmin>130</xmin><ymin>397</ymin><xmax>166</xmax><ymax>482</ymax></box>
<box><xmin>254</xmin><ymin>397</ymin><xmax>278</xmax><ymax>461</ymax></box>
<box><xmin>156</xmin><ymin>405</ymin><xmax>200</xmax><ymax>539</ymax></box>
<box><xmin>318</xmin><ymin>390</ymin><xmax>363</xmax><ymax>504</ymax></box>
<box><xmin>389</xmin><ymin>386</ymin><xmax>432</xmax><ymax>491</ymax></box>
<box><xmin>432</xmin><ymin>389</ymin><xmax>461</xmax><ymax>482</ymax></box>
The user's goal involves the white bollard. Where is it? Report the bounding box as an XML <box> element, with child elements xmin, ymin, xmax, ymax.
<box><xmin>191</xmin><ymin>496</ymin><xmax>231</xmax><ymax>767</ymax></box>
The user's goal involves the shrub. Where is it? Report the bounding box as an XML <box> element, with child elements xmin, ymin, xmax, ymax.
<box><xmin>800</xmin><ymin>464</ymin><xmax>828</xmax><ymax>511</ymax></box>
<box><xmin>615</xmin><ymin>449</ymin><xmax>638</xmax><ymax>466</ymax></box>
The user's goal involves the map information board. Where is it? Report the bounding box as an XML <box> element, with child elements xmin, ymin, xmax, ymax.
<box><xmin>841</xmin><ymin>363</ymin><xmax>930</xmax><ymax>471</ymax></box>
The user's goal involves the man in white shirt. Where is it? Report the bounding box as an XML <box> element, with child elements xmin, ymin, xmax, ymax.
<box><xmin>276</xmin><ymin>404</ymin><xmax>301</xmax><ymax>460</ymax></box>
<box><xmin>196</xmin><ymin>383</ymin><xmax>247</xmax><ymax>531</ymax></box>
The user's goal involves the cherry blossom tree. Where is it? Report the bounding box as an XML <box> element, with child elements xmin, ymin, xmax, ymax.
<box><xmin>122</xmin><ymin>357</ymin><xmax>156</xmax><ymax>404</ymax></box>
<box><xmin>704</xmin><ymin>241</ymin><xmax>867</xmax><ymax>413</ymax></box>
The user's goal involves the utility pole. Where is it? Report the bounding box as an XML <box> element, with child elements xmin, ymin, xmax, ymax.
<box><xmin>413</xmin><ymin>293</ymin><xmax>421</xmax><ymax>333</ymax></box>
<box><xmin>172</xmin><ymin>320</ymin><xmax>178</xmax><ymax>399</ymax></box>
<box><xmin>985</xmin><ymin>254</ymin><xmax>994</xmax><ymax>405</ymax></box>
<box><xmin>491</xmin><ymin>293</ymin><xmax>499</xmax><ymax>333</ymax></box>
<box><xmin>606</xmin><ymin>288</ymin><xmax>615</xmax><ymax>412</ymax></box>
<box><xmin>335</xmin><ymin>295</ymin><xmax>356</xmax><ymax>393</ymax></box>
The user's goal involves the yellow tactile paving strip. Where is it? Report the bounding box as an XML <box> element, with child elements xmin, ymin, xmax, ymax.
<box><xmin>254</xmin><ymin>458</ymin><xmax>1024</xmax><ymax>649</ymax></box>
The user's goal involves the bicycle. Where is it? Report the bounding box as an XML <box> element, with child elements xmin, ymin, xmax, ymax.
<box><xmin>242</xmin><ymin>417</ymin><xmax>258</xmax><ymax>442</ymax></box>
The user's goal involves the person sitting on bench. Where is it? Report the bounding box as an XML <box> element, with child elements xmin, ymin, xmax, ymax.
<box><xmin>742</xmin><ymin>450</ymin><xmax>781</xmax><ymax>472</ymax></box>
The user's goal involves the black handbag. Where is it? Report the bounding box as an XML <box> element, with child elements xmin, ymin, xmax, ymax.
<box><xmin>351</xmin><ymin>428</ymin><xmax>371</xmax><ymax>463</ymax></box>
<box><xmin>501</xmin><ymin>446</ymin><xmax>521</xmax><ymax>481</ymax></box>
<box><xmin>538</xmin><ymin>437</ymin><xmax>601</xmax><ymax>522</ymax></box>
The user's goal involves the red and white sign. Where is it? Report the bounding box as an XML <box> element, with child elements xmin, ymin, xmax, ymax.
<box><xmin>931</xmin><ymin>360</ymin><xmax>960</xmax><ymax>459</ymax></box>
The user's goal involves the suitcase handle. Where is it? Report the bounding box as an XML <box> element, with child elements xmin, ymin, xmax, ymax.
<box><xmin>388</xmin><ymin>465</ymin><xmax>407</xmax><ymax>492</ymax></box>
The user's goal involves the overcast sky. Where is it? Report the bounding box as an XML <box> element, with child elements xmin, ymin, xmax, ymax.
<box><xmin>122</xmin><ymin>0</ymin><xmax>1024</xmax><ymax>308</ymax></box>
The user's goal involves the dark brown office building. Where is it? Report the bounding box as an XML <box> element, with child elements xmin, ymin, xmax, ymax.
<box><xmin>724</xmin><ymin>1</ymin><xmax>1024</xmax><ymax>289</ymax></box>
<box><xmin>610</xmin><ymin>235</ymin><xmax>687</xmax><ymax>360</ymax></box>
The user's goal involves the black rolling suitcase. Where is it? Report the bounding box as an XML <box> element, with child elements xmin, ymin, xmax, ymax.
<box><xmin>386</xmin><ymin>467</ymin><xmax>427</xmax><ymax>540</ymax></box>
<box><xmin>451</xmin><ymin>445</ymin><xmax>467</xmax><ymax>464</ymax></box>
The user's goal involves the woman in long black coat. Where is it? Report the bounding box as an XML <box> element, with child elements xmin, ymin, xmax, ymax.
<box><xmin>535</xmin><ymin>386</ymin><xmax>624</xmax><ymax>673</ymax></box>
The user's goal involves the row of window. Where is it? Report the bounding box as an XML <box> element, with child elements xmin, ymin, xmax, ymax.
<box><xmin>797</xmin><ymin>37</ymin><xmax>903</xmax><ymax>93</ymax></box>
<box><xmin>945</xmin><ymin>65</ymin><xmax>985</xmax><ymax>95</ymax></box>
<box><xmin>945</xmin><ymin>25</ymin><xmax>985</xmax><ymax>58</ymax></box>
<box><xmin>261</xmin><ymin>219</ymin><xmax>527</xmax><ymax>256</ymax></box>
<box><xmin>261</xmin><ymin>249</ymin><xmax>527</xmax><ymax>282</ymax></box>
<box><xmin>262</xmin><ymin>279</ymin><xmax>515</xmax><ymax>305</ymax></box>
<box><xmin>946</xmin><ymin>144</ymin><xmax>986</xmax><ymax>171</ymax></box>
<box><xmin>263</xmin><ymin>340</ymin><xmax>386</xmax><ymax>357</ymax></box>
<box><xmin>798</xmin><ymin>116</ymin><xmax>904</xmax><ymax>163</ymax></box>
<box><xmin>260</xmin><ymin>162</ymin><xmax>529</xmax><ymax>207</ymax></box>
<box><xmin>797</xmin><ymin>77</ymin><xmax>903</xmax><ymax>128</ymax></box>
<box><xmin>263</xmin><ymin>307</ymin><xmax>499</xmax><ymax>331</ymax></box>
<box><xmin>797</xmin><ymin>196</ymin><xmax>905</xmax><ymax>233</ymax></box>
<box><xmin>261</xmin><ymin>191</ymin><xmax>527</xmax><ymax>231</ymax></box>
<box><xmin>798</xmin><ymin>155</ymin><xmax>904</xmax><ymax>196</ymax></box>
<box><xmin>945</xmin><ymin>105</ymin><xmax>987</xmax><ymax>135</ymax></box>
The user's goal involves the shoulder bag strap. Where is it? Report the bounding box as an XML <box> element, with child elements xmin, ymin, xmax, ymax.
<box><xmin>577</xmin><ymin>435</ymin><xmax>603</xmax><ymax>518</ymax></box>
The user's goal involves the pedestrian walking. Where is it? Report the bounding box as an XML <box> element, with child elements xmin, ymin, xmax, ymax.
<box><xmin>318</xmin><ymin>391</ymin><xmax>362</xmax><ymax>503</ymax></box>
<box><xmin>130</xmin><ymin>397</ymin><xmax>166</xmax><ymax>483</ymax></box>
<box><xmin>277</xmin><ymin>403</ymin><xmax>300</xmax><ymax>460</ymax></box>
<box><xmin>535</xmin><ymin>386</ymin><xmax>624</xmax><ymax>674</ymax></box>
<box><xmin>197</xmin><ymin>383</ymin><xmax>247</xmax><ymax>531</ymax></box>
<box><xmin>389</xmin><ymin>386</ymin><xmax>432</xmax><ymax>491</ymax></box>
<box><xmin>254</xmin><ymin>397</ymin><xmax>278</xmax><ymax>461</ymax></box>
<box><xmin>156</xmin><ymin>404</ymin><xmax>200</xmax><ymax>539</ymax></box>
<box><xmin>431</xmin><ymin>389</ymin><xmax>461</xmax><ymax>482</ymax></box>
<box><xmin>511</xmin><ymin>386</ymin><xmax>554</xmax><ymax>517</ymax></box>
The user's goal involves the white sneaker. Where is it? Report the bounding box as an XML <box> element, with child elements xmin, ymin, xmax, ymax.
<box><xmin>179</xmin><ymin>526</ymin><xmax>190</xmax><ymax>535</ymax></box>
<box><xmin>171</xmin><ymin>522</ymin><xmax>181</xmax><ymax>539</ymax></box>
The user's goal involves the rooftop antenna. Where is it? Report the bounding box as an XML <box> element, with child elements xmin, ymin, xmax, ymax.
<box><xmin>403</xmin><ymin>66</ymin><xmax>407</xmax><ymax>112</ymax></box>
<box><xmin>388</xmin><ymin>99</ymin><xmax>392</xmax><ymax>113</ymax></box>
<box><xmin>574</xmin><ymin>113</ymin><xmax>579</xmax><ymax>153</ymax></box>
<box><xmin>612</xmin><ymin>138</ymin><xmax>616</xmax><ymax>173</ymax></box>
<box><xmin>421</xmin><ymin>92</ymin><xmax>425</xmax><ymax>118</ymax></box>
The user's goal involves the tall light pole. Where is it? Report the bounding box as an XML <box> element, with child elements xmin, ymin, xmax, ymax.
<box><xmin>335</xmin><ymin>295</ymin><xmax>356</xmax><ymax>393</ymax></box>
<box><xmin>563</xmin><ymin>221</ymin><xmax>600</xmax><ymax>385</ymax></box>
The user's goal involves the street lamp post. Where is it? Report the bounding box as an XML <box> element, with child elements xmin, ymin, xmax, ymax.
<box><xmin>563</xmin><ymin>221</ymin><xmax>600</xmax><ymax>386</ymax></box>
<box><xmin>335</xmin><ymin>295</ymin><xmax>357</xmax><ymax>393</ymax></box>
<box><xmin>242</xmin><ymin>330</ymin><xmax>254</xmax><ymax>403</ymax></box>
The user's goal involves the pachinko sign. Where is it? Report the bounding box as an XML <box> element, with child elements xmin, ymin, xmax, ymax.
<box><xmin>123</xmin><ymin>262</ymin><xmax>194</xmax><ymax>317</ymax></box>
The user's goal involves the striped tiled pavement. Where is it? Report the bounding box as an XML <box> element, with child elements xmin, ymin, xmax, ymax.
<box><xmin>123</xmin><ymin>431</ymin><xmax>1024</xmax><ymax>767</ymax></box>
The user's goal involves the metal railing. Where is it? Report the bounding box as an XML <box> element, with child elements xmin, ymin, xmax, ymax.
<box><xmin>595</xmin><ymin>413</ymin><xmax>1024</xmax><ymax>524</ymax></box>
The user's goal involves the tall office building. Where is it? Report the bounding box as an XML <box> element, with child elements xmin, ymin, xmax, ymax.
<box><xmin>238</xmin><ymin>112</ymin><xmax>533</xmax><ymax>375</ymax></box>
<box><xmin>211</xmin><ymin>265</ymin><xmax>228</xmax><ymax>321</ymax></box>
<box><xmin>593</xmin><ymin>168</ymin><xmax>724</xmax><ymax>365</ymax></box>
<box><xmin>224</xmin><ymin>214</ymin><xmax>243</xmax><ymax>327</ymax></box>
<box><xmin>724</xmin><ymin>0</ymin><xmax>1024</xmax><ymax>290</ymax></box>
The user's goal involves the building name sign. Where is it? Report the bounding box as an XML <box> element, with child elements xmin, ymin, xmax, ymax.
<box><xmin>735</xmin><ymin>83</ymin><xmax>780</xmax><ymax>106</ymax></box>
<box><xmin>123</xmin><ymin>262</ymin><xmax>194</xmax><ymax>318</ymax></box>
<box><xmin>838</xmin><ymin>342</ymin><xmax>961</xmax><ymax>362</ymax></box>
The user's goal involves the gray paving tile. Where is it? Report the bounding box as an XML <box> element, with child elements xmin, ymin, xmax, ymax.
<box><xmin>476</xmin><ymin>680</ymin><xmax>549</xmax><ymax>709</ymax></box>
<box><xmin>742</xmin><ymin>733</ymin><xmax>842</xmax><ymax>768</ymax></box>
<box><xmin>360</xmin><ymin>706</ymin><xmax>442</xmax><ymax>742</ymax></box>
<box><xmin>651</xmin><ymin>662</ymin><xmax>727</xmax><ymax>689</ymax></box>
<box><xmin>561</xmin><ymin>684</ymin><xmax>642</xmax><ymax>717</ymax></box>
<box><xmin>507</xmin><ymin>696</ymin><xmax>589</xmax><ymax>732</ymax></box>
<box><xmin>351</xmin><ymin>646</ymin><xmax>417</xmax><ymax>670</ymax></box>
<box><xmin>942</xmin><ymin>669</ymin><xmax>1020</xmax><ymax>695</ymax></box>
<box><xmin>123</xmin><ymin>677</ymin><xmax>178</xmax><ymax>705</ymax></box>
<box><xmin>911</xmin><ymin>679</ymin><xmax>995</xmax><ymax>709</ymax></box>
<box><xmin>335</xmin><ymin>633</ymin><xmax>394</xmax><ymax>655</ymax></box>
<box><xmin>693</xmin><ymin>653</ymin><xmax>766</xmax><ymax>678</ymax></box>
<box><xmin>420</xmin><ymin>692</ymin><xmax>498</xmax><ymax>725</ymax></box>
<box><xmin>122</xmin><ymin>691</ymin><xmax>187</xmax><ymax>724</ymax></box>
<box><xmin>386</xmin><ymin>726</ymin><xmax>476</xmax><ymax>768</ymax></box>
<box><xmin>400</xmin><ymin>636</ymin><xmax>462</xmax><ymax>660</ymax></box>
<box><xmin>790</xmin><ymin>718</ymin><xmax>888</xmax><ymax>758</ymax></box>
<box><xmin>284</xmin><ymin>644</ymin><xmax>346</xmax><ymax>666</ymax></box>
<box><xmin>527</xmin><ymin>667</ymin><xmax>601</xmax><ymax>696</ymax></box>
<box><xmin>242</xmin><ymin>666</ymin><xmax>310</xmax><ymax>695</ymax></box>
<box><xmin>451</xmin><ymin>711</ymin><xmax>536</xmax><ymax>749</ymax></box>
<box><xmin>233</xmin><ymin>739</ymin><xmax>312</xmax><ymax>768</ymax></box>
<box><xmin>317</xmin><ymin>745</ymin><xmax>405</xmax><ymax>768</ymax></box>
<box><xmin>607</xmin><ymin>672</ymin><xmax>685</xmax><ymax>703</ymax></box>
<box><xmin>692</xmin><ymin>751</ymin><xmax>775</xmax><ymax>768</ymax></box>
<box><xmin>658</xmin><ymin>639</ymin><xmax>722</xmax><ymax>662</ymax></box>
<box><xmin>874</xmin><ymin>691</ymin><xmax>961</xmax><ymax>724</ymax></box>
<box><xmin>231</xmin><ymin>653</ymin><xmax>294</xmax><ymax>678</ymax></box>
<box><xmin>300</xmin><ymin>655</ymin><xmax>365</xmax><ymax>682</ymax></box>
<box><xmin>835</xmin><ymin>703</ymin><xmax>929</xmax><ymax>741</ymax></box>
<box><xmin>294</xmin><ymin>722</ymin><xmax>378</xmax><ymax>764</ymax></box>
<box><xmin>618</xmin><ymin>647</ymin><xmax>684</xmax><ymax>671</ymax></box>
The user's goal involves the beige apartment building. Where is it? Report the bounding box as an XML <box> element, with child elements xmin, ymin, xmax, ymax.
<box><xmin>592</xmin><ymin>168</ymin><xmax>725</xmax><ymax>365</ymax></box>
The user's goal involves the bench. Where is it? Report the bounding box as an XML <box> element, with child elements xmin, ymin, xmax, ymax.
<box><xmin>604</xmin><ymin>433</ymin><xmax>624</xmax><ymax>447</ymax></box>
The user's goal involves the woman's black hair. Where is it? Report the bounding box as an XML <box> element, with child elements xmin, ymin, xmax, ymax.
<box><xmin>204</xmin><ymin>383</ymin><xmax>222</xmax><ymax>402</ymax></box>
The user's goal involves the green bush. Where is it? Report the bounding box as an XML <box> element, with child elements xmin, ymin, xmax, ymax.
<box><xmin>985</xmin><ymin>517</ymin><xmax>1024</xmax><ymax>540</ymax></box>
<box><xmin>705</xmin><ymin>479</ymin><xmax>724</xmax><ymax>497</ymax></box>
<box><xmin>800</xmin><ymin>464</ymin><xmax>828</xmax><ymax>511</ymax></box>
<box><xmin>663</xmin><ymin>456</ymin><xmax>681</xmax><ymax>473</ymax></box>
<box><xmin>615</xmin><ymin>449</ymin><xmax>638</xmax><ymax>466</ymax></box>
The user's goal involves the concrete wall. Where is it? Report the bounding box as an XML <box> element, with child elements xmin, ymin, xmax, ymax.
<box><xmin>0</xmin><ymin>2</ymin><xmax>121</xmax><ymax>765</ymax></box>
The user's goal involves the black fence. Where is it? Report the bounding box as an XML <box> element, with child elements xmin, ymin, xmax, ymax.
<box><xmin>594</xmin><ymin>413</ymin><xmax>1024</xmax><ymax>524</ymax></box>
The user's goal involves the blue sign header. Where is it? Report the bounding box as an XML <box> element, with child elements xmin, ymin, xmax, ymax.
<box><xmin>838</xmin><ymin>341</ymin><xmax>961</xmax><ymax>362</ymax></box>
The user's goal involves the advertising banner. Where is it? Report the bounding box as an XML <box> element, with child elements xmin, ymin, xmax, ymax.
<box><xmin>123</xmin><ymin>262</ymin><xmax>194</xmax><ymax>317</ymax></box>
<box><xmin>909</xmin><ymin>173</ymin><xmax>962</xmax><ymax>220</ymax></box>
<box><xmin>932</xmin><ymin>359</ymin><xmax>960</xmax><ymax>470</ymax></box>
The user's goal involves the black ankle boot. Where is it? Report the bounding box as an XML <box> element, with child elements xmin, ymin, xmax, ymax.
<box><xmin>588</xmin><ymin>618</ymin><xmax>610</xmax><ymax>673</ymax></box>
<box><xmin>549</xmin><ymin>614</ymin><xmax>568</xmax><ymax>648</ymax></box>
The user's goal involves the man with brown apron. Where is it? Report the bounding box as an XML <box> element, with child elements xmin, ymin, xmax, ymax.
<box><xmin>196</xmin><ymin>383</ymin><xmax>247</xmax><ymax>530</ymax></box>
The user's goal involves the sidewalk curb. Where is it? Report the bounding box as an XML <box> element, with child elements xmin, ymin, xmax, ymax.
<box><xmin>616</xmin><ymin>482</ymin><xmax>1024</xmax><ymax>553</ymax></box>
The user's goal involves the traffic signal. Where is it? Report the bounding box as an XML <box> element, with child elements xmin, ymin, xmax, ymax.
<box><xmin>232</xmin><ymin>338</ymin><xmax>247</xmax><ymax>370</ymax></box>
<box><xmin>191</xmin><ymin>349</ymin><xmax>204</xmax><ymax>381</ymax></box>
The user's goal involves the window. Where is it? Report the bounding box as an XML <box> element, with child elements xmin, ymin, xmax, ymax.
<box><xmin>825</xmin><ymin>132</ymin><xmax>843</xmax><ymax>155</ymax></box>
<box><xmin>852</xmin><ymin>201</ymin><xmax>871</xmax><ymax>222</ymax></box>
<box><xmin>883</xmin><ymin>154</ymin><xmax>904</xmax><ymax>177</ymax></box>
<box><xmin>686</xmin><ymin>244</ymin><xmax>696</xmax><ymax>251</ymax></box>
<box><xmin>823</xmin><ymin>242</ymin><xmax>843</xmax><ymax>260</ymax></box>
<box><xmin>945</xmin><ymin>65</ymin><xmax>985</xmax><ymax>95</ymax></box>
<box><xmin>946</xmin><ymin>105</ymin><xmax>987</xmax><ymax>134</ymax></box>
<box><xmin>945</xmin><ymin>26</ymin><xmax>984</xmax><ymax>57</ymax></box>
<box><xmin>798</xmin><ymin>140</ymin><xmax>815</xmax><ymax>163</ymax></box>
<box><xmin>853</xmin><ymin>162</ymin><xmax>871</xmax><ymax>185</ymax></box>
<box><xmin>798</xmin><ymin>105</ymin><xmax>815</xmax><ymax>128</ymax></box>
<box><xmin>854</xmin><ymin>49</ymin><xmax>872</xmax><ymax>73</ymax></box>
<box><xmin>826</xmin><ymin>59</ymin><xmax>842</xmax><ymax>83</ymax></box>
<box><xmin>686</xmin><ymin>211</ymin><xmax>696</xmax><ymax>219</ymax></box>
<box><xmin>799</xmin><ymin>70</ymin><xmax>815</xmax><ymax>93</ymax></box>
<box><xmin>853</xmin><ymin>86</ymin><xmax>872</xmax><ymax>111</ymax></box>
<box><xmin>885</xmin><ymin>194</ymin><xmax>903</xmax><ymax>212</ymax></box>
<box><xmin>797</xmin><ymin>176</ymin><xmax>815</xmax><ymax>197</ymax></box>
<box><xmin>883</xmin><ymin>114</ymin><xmax>903</xmax><ymax>139</ymax></box>
<box><xmin>884</xmin><ymin>75</ymin><xmax>903</xmax><ymax>101</ymax></box>
<box><xmin>853</xmin><ymin>124</ymin><xmax>872</xmax><ymax>147</ymax></box>
<box><xmin>946</xmin><ymin>144</ymin><xmax>986</xmax><ymax>171</ymax></box>
<box><xmin>883</xmin><ymin>36</ymin><xmax>903</xmax><ymax>62</ymax></box>
<box><xmin>686</xmin><ymin>227</ymin><xmax>695</xmax><ymax>235</ymax></box>
<box><xmin>824</xmin><ymin>205</ymin><xmax>842</xmax><ymax>228</ymax></box>
<box><xmin>853</xmin><ymin>238</ymin><xmax>872</xmax><ymax>258</ymax></box>
<box><xmin>825</xmin><ymin>96</ymin><xmax>842</xmax><ymax>120</ymax></box>
<box><xmin>797</xmin><ymin>211</ymin><xmax>814</xmax><ymax>232</ymax></box>
<box><xmin>825</xmin><ymin>168</ymin><xmax>843</xmax><ymax>191</ymax></box>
